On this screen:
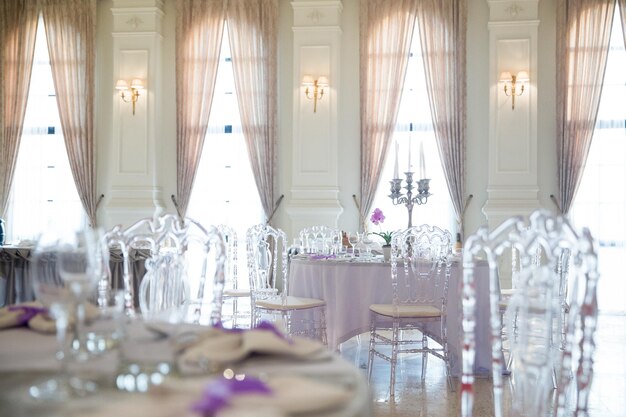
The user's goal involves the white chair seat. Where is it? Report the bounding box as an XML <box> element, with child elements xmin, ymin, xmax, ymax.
<box><xmin>256</xmin><ymin>296</ymin><xmax>326</xmax><ymax>311</ymax></box>
<box><xmin>223</xmin><ymin>288</ymin><xmax>251</xmax><ymax>297</ymax></box>
<box><xmin>369</xmin><ymin>303</ymin><xmax>442</xmax><ymax>318</ymax></box>
<box><xmin>500</xmin><ymin>288</ymin><xmax>517</xmax><ymax>297</ymax></box>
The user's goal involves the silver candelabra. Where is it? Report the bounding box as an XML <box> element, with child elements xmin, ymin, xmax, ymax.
<box><xmin>389</xmin><ymin>172</ymin><xmax>431</xmax><ymax>228</ymax></box>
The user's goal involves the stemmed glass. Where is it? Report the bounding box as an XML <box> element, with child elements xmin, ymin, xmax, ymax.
<box><xmin>29</xmin><ymin>229</ymin><xmax>103</xmax><ymax>401</ymax></box>
<box><xmin>348</xmin><ymin>233</ymin><xmax>359</xmax><ymax>257</ymax></box>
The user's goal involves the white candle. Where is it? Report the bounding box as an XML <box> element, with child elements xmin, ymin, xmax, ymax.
<box><xmin>419</xmin><ymin>140</ymin><xmax>426</xmax><ymax>178</ymax></box>
<box><xmin>393</xmin><ymin>139</ymin><xmax>399</xmax><ymax>179</ymax></box>
<box><xmin>407</xmin><ymin>134</ymin><xmax>412</xmax><ymax>172</ymax></box>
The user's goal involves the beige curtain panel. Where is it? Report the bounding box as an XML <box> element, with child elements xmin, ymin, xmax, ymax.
<box><xmin>227</xmin><ymin>0</ymin><xmax>278</xmax><ymax>221</ymax></box>
<box><xmin>41</xmin><ymin>0</ymin><xmax>98</xmax><ymax>227</ymax></box>
<box><xmin>617</xmin><ymin>0</ymin><xmax>626</xmax><ymax>47</ymax></box>
<box><xmin>556</xmin><ymin>0</ymin><xmax>615</xmax><ymax>215</ymax></box>
<box><xmin>359</xmin><ymin>0</ymin><xmax>417</xmax><ymax>230</ymax></box>
<box><xmin>416</xmin><ymin>0</ymin><xmax>467</xmax><ymax>236</ymax></box>
<box><xmin>0</xmin><ymin>1</ymin><xmax>38</xmax><ymax>218</ymax></box>
<box><xmin>175</xmin><ymin>0</ymin><xmax>226</xmax><ymax>218</ymax></box>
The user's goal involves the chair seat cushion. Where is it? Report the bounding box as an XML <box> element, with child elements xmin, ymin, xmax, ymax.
<box><xmin>223</xmin><ymin>288</ymin><xmax>251</xmax><ymax>297</ymax></box>
<box><xmin>369</xmin><ymin>303</ymin><xmax>442</xmax><ymax>318</ymax></box>
<box><xmin>500</xmin><ymin>288</ymin><xmax>517</xmax><ymax>297</ymax></box>
<box><xmin>256</xmin><ymin>296</ymin><xmax>326</xmax><ymax>311</ymax></box>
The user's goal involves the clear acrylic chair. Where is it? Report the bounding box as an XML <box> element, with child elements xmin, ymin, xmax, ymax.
<box><xmin>217</xmin><ymin>224</ymin><xmax>251</xmax><ymax>328</ymax></box>
<box><xmin>461</xmin><ymin>209</ymin><xmax>599</xmax><ymax>417</ymax></box>
<box><xmin>367</xmin><ymin>224</ymin><xmax>453</xmax><ymax>400</ymax></box>
<box><xmin>103</xmin><ymin>214</ymin><xmax>226</xmax><ymax>325</ymax></box>
<box><xmin>246</xmin><ymin>223</ymin><xmax>327</xmax><ymax>343</ymax></box>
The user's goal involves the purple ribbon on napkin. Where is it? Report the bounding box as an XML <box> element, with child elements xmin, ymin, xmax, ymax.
<box><xmin>8</xmin><ymin>306</ymin><xmax>48</xmax><ymax>326</ymax></box>
<box><xmin>191</xmin><ymin>376</ymin><xmax>272</xmax><ymax>416</ymax></box>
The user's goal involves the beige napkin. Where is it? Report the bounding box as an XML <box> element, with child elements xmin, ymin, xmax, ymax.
<box><xmin>177</xmin><ymin>328</ymin><xmax>329</xmax><ymax>375</ymax></box>
<box><xmin>228</xmin><ymin>374</ymin><xmax>354</xmax><ymax>414</ymax></box>
<box><xmin>82</xmin><ymin>373</ymin><xmax>353</xmax><ymax>417</ymax></box>
<box><xmin>0</xmin><ymin>302</ymin><xmax>100</xmax><ymax>333</ymax></box>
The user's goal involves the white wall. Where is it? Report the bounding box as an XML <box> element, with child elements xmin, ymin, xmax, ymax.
<box><xmin>95</xmin><ymin>0</ymin><xmax>558</xmax><ymax>239</ymax></box>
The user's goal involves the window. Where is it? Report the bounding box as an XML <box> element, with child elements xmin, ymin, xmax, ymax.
<box><xmin>6</xmin><ymin>17</ymin><xmax>84</xmax><ymax>243</ymax></box>
<box><xmin>186</xmin><ymin>24</ymin><xmax>265</xmax><ymax>285</ymax></box>
<box><xmin>369</xmin><ymin>27</ymin><xmax>455</xmax><ymax>235</ymax></box>
<box><xmin>571</xmin><ymin>8</ymin><xmax>626</xmax><ymax>313</ymax></box>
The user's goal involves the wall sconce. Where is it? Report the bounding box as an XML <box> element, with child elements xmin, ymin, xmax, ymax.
<box><xmin>302</xmin><ymin>75</ymin><xmax>328</xmax><ymax>113</ymax></box>
<box><xmin>499</xmin><ymin>71</ymin><xmax>529</xmax><ymax>110</ymax></box>
<box><xmin>115</xmin><ymin>78</ymin><xmax>144</xmax><ymax>115</ymax></box>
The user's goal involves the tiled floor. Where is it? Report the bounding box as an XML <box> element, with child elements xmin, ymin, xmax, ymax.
<box><xmin>339</xmin><ymin>314</ymin><xmax>626</xmax><ymax>416</ymax></box>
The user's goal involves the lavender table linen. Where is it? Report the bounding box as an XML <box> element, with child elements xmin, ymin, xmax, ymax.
<box><xmin>288</xmin><ymin>257</ymin><xmax>492</xmax><ymax>376</ymax></box>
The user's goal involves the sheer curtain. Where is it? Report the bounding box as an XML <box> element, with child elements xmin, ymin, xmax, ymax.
<box><xmin>40</xmin><ymin>0</ymin><xmax>98</xmax><ymax>227</ymax></box>
<box><xmin>0</xmin><ymin>1</ymin><xmax>38</xmax><ymax>217</ymax></box>
<box><xmin>620</xmin><ymin>0</ymin><xmax>626</xmax><ymax>44</ymax></box>
<box><xmin>359</xmin><ymin>0</ymin><xmax>417</xmax><ymax>230</ymax></box>
<box><xmin>556</xmin><ymin>0</ymin><xmax>615</xmax><ymax>215</ymax></box>
<box><xmin>174</xmin><ymin>0</ymin><xmax>226</xmax><ymax>218</ymax></box>
<box><xmin>227</xmin><ymin>0</ymin><xmax>278</xmax><ymax>221</ymax></box>
<box><xmin>416</xmin><ymin>0</ymin><xmax>467</xmax><ymax>237</ymax></box>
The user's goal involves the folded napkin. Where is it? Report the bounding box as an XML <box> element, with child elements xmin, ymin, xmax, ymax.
<box><xmin>0</xmin><ymin>302</ymin><xmax>100</xmax><ymax>333</ymax></box>
<box><xmin>86</xmin><ymin>372</ymin><xmax>353</xmax><ymax>417</ymax></box>
<box><xmin>192</xmin><ymin>374</ymin><xmax>353</xmax><ymax>416</ymax></box>
<box><xmin>177</xmin><ymin>322</ymin><xmax>329</xmax><ymax>375</ymax></box>
<box><xmin>0</xmin><ymin>302</ymin><xmax>55</xmax><ymax>333</ymax></box>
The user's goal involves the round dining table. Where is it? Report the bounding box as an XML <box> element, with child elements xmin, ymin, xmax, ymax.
<box><xmin>0</xmin><ymin>323</ymin><xmax>371</xmax><ymax>417</ymax></box>
<box><xmin>288</xmin><ymin>255</ymin><xmax>493</xmax><ymax>376</ymax></box>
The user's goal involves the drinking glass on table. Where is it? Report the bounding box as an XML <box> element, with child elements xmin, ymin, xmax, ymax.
<box><xmin>29</xmin><ymin>229</ymin><xmax>104</xmax><ymax>400</ymax></box>
<box><xmin>348</xmin><ymin>233</ymin><xmax>359</xmax><ymax>257</ymax></box>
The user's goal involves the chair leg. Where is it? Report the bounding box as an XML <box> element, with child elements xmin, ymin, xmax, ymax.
<box><xmin>421</xmin><ymin>332</ymin><xmax>428</xmax><ymax>385</ymax></box>
<box><xmin>390</xmin><ymin>321</ymin><xmax>399</xmax><ymax>401</ymax></box>
<box><xmin>232</xmin><ymin>297</ymin><xmax>238</xmax><ymax>328</ymax></box>
<box><xmin>367</xmin><ymin>317</ymin><xmax>376</xmax><ymax>382</ymax></box>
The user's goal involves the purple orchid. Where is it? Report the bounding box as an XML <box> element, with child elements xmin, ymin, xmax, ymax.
<box><xmin>369</xmin><ymin>208</ymin><xmax>393</xmax><ymax>245</ymax></box>
<box><xmin>370</xmin><ymin>208</ymin><xmax>385</xmax><ymax>225</ymax></box>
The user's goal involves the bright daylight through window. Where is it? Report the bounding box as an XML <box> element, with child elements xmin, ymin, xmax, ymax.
<box><xmin>571</xmin><ymin>7</ymin><xmax>626</xmax><ymax>313</ymax></box>
<box><xmin>369</xmin><ymin>26</ymin><xmax>455</xmax><ymax>237</ymax></box>
<box><xmin>6</xmin><ymin>17</ymin><xmax>84</xmax><ymax>243</ymax></box>
<box><xmin>186</xmin><ymin>24</ymin><xmax>264</xmax><ymax>283</ymax></box>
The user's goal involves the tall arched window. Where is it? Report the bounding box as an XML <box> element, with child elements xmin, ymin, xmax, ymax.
<box><xmin>186</xmin><ymin>24</ymin><xmax>264</xmax><ymax>283</ymax></box>
<box><xmin>6</xmin><ymin>16</ymin><xmax>84</xmax><ymax>243</ymax></box>
<box><xmin>571</xmin><ymin>7</ymin><xmax>626</xmax><ymax>313</ymax></box>
<box><xmin>368</xmin><ymin>27</ymin><xmax>455</xmax><ymax>236</ymax></box>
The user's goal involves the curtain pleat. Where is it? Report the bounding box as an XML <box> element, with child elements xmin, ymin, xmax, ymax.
<box><xmin>175</xmin><ymin>0</ymin><xmax>226</xmax><ymax>218</ymax></box>
<box><xmin>416</xmin><ymin>0</ymin><xmax>467</xmax><ymax>237</ymax></box>
<box><xmin>359</xmin><ymin>0</ymin><xmax>417</xmax><ymax>231</ymax></box>
<box><xmin>227</xmin><ymin>0</ymin><xmax>278</xmax><ymax>221</ymax></box>
<box><xmin>0</xmin><ymin>1</ymin><xmax>38</xmax><ymax>218</ymax></box>
<box><xmin>556</xmin><ymin>0</ymin><xmax>615</xmax><ymax>215</ymax></box>
<box><xmin>617</xmin><ymin>0</ymin><xmax>626</xmax><ymax>47</ymax></box>
<box><xmin>41</xmin><ymin>0</ymin><xmax>97</xmax><ymax>226</ymax></box>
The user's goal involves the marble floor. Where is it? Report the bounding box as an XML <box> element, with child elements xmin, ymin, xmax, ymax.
<box><xmin>338</xmin><ymin>313</ymin><xmax>626</xmax><ymax>417</ymax></box>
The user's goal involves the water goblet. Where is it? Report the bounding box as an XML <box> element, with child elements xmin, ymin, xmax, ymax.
<box><xmin>348</xmin><ymin>233</ymin><xmax>359</xmax><ymax>257</ymax></box>
<box><xmin>29</xmin><ymin>229</ymin><xmax>102</xmax><ymax>401</ymax></box>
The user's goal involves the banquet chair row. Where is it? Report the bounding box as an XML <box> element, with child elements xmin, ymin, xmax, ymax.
<box><xmin>100</xmin><ymin>214</ymin><xmax>327</xmax><ymax>343</ymax></box>
<box><xmin>102</xmin><ymin>214</ymin><xmax>226</xmax><ymax>325</ymax></box>
<box><xmin>461</xmin><ymin>209</ymin><xmax>599</xmax><ymax>417</ymax></box>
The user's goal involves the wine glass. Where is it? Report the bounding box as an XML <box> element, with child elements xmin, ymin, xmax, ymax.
<box><xmin>29</xmin><ymin>229</ymin><xmax>102</xmax><ymax>401</ymax></box>
<box><xmin>348</xmin><ymin>233</ymin><xmax>359</xmax><ymax>257</ymax></box>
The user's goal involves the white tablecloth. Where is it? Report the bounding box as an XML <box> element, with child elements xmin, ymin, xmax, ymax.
<box><xmin>288</xmin><ymin>256</ymin><xmax>493</xmax><ymax>376</ymax></box>
<box><xmin>0</xmin><ymin>326</ymin><xmax>370</xmax><ymax>417</ymax></box>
